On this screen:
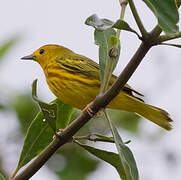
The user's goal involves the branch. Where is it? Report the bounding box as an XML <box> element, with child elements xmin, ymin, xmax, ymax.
<box><xmin>176</xmin><ymin>0</ymin><xmax>181</xmax><ymax>7</ymax></box>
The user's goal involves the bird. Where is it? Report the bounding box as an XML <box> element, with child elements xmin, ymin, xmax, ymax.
<box><xmin>21</xmin><ymin>44</ymin><xmax>172</xmax><ymax>130</ymax></box>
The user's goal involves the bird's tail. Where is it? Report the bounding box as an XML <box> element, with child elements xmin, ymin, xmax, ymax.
<box><xmin>135</xmin><ymin>103</ymin><xmax>173</xmax><ymax>130</ymax></box>
<box><xmin>109</xmin><ymin>94</ymin><xmax>173</xmax><ymax>130</ymax></box>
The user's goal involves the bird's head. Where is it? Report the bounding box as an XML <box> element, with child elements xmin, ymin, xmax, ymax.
<box><xmin>21</xmin><ymin>44</ymin><xmax>70</xmax><ymax>67</ymax></box>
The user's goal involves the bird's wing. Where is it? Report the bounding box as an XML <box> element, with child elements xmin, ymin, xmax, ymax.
<box><xmin>110</xmin><ymin>74</ymin><xmax>144</xmax><ymax>97</ymax></box>
<box><xmin>55</xmin><ymin>53</ymin><xmax>144</xmax><ymax>100</ymax></box>
<box><xmin>123</xmin><ymin>84</ymin><xmax>144</xmax><ymax>97</ymax></box>
<box><xmin>55</xmin><ymin>54</ymin><xmax>100</xmax><ymax>79</ymax></box>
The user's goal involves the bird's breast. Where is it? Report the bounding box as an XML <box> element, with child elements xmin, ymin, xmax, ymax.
<box><xmin>44</xmin><ymin>64</ymin><xmax>100</xmax><ymax>109</ymax></box>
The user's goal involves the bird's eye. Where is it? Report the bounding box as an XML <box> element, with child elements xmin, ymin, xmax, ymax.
<box><xmin>39</xmin><ymin>49</ymin><xmax>44</xmax><ymax>55</ymax></box>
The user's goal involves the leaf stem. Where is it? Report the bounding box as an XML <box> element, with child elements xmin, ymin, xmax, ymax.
<box><xmin>156</xmin><ymin>32</ymin><xmax>181</xmax><ymax>43</ymax></box>
<box><xmin>73</xmin><ymin>135</ymin><xmax>115</xmax><ymax>143</ymax></box>
<box><xmin>128</xmin><ymin>0</ymin><xmax>148</xmax><ymax>38</ymax></box>
<box><xmin>101</xmin><ymin>0</ymin><xmax>128</xmax><ymax>92</ymax></box>
<box><xmin>116</xmin><ymin>0</ymin><xmax>128</xmax><ymax>39</ymax></box>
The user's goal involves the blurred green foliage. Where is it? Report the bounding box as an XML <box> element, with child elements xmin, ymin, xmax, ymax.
<box><xmin>0</xmin><ymin>171</ymin><xmax>6</xmax><ymax>180</ymax></box>
<box><xmin>0</xmin><ymin>37</ymin><xmax>18</xmax><ymax>62</ymax></box>
<box><xmin>12</xmin><ymin>93</ymin><xmax>39</xmax><ymax>133</ymax></box>
<box><xmin>0</xmin><ymin>157</ymin><xmax>7</xmax><ymax>180</ymax></box>
<box><xmin>109</xmin><ymin>110</ymin><xmax>140</xmax><ymax>133</ymax></box>
<box><xmin>0</xmin><ymin>104</ymin><xmax>5</xmax><ymax>110</ymax></box>
<box><xmin>0</xmin><ymin>37</ymin><xmax>19</xmax><ymax>179</ymax></box>
<box><xmin>54</xmin><ymin>144</ymin><xmax>99</xmax><ymax>180</ymax></box>
<box><xmin>0</xmin><ymin>36</ymin><xmax>19</xmax><ymax>113</ymax></box>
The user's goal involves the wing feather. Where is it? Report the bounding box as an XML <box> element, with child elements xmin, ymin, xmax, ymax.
<box><xmin>55</xmin><ymin>53</ymin><xmax>144</xmax><ymax>101</ymax></box>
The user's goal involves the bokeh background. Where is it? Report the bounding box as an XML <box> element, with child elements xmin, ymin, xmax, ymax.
<box><xmin>0</xmin><ymin>0</ymin><xmax>181</xmax><ymax>179</ymax></box>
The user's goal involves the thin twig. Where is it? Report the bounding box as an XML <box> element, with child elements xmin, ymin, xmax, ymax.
<box><xmin>156</xmin><ymin>32</ymin><xmax>181</xmax><ymax>43</ymax></box>
<box><xmin>128</xmin><ymin>0</ymin><xmax>148</xmax><ymax>38</ymax></box>
<box><xmin>116</xmin><ymin>0</ymin><xmax>128</xmax><ymax>38</ymax></box>
<box><xmin>159</xmin><ymin>43</ymin><xmax>181</xmax><ymax>48</ymax></box>
<box><xmin>73</xmin><ymin>135</ymin><xmax>115</xmax><ymax>143</ymax></box>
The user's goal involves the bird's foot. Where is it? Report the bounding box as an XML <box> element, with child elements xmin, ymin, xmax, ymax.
<box><xmin>53</xmin><ymin>129</ymin><xmax>64</xmax><ymax>139</ymax></box>
<box><xmin>53</xmin><ymin>129</ymin><xmax>73</xmax><ymax>142</ymax></box>
<box><xmin>83</xmin><ymin>102</ymin><xmax>104</xmax><ymax>118</ymax></box>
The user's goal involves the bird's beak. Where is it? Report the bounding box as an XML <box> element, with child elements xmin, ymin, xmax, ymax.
<box><xmin>21</xmin><ymin>54</ymin><xmax>36</xmax><ymax>60</ymax></box>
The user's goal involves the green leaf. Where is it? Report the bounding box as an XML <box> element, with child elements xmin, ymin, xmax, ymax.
<box><xmin>113</xmin><ymin>20</ymin><xmax>140</xmax><ymax>38</ymax></box>
<box><xmin>94</xmin><ymin>28</ymin><xmax>120</xmax><ymax>83</ymax></box>
<box><xmin>108</xmin><ymin>110</ymin><xmax>140</xmax><ymax>133</ymax></box>
<box><xmin>85</xmin><ymin>14</ymin><xmax>114</xmax><ymax>31</ymax></box>
<box><xmin>12</xmin><ymin>111</ymin><xmax>53</xmax><ymax>178</ymax></box>
<box><xmin>12</xmin><ymin>93</ymin><xmax>39</xmax><ymax>133</ymax></box>
<box><xmin>53</xmin><ymin>99</ymin><xmax>74</xmax><ymax>129</ymax></box>
<box><xmin>86</xmin><ymin>14</ymin><xmax>121</xmax><ymax>88</ymax></box>
<box><xmin>0</xmin><ymin>172</ymin><xmax>6</xmax><ymax>180</ymax></box>
<box><xmin>32</xmin><ymin>79</ymin><xmax>74</xmax><ymax>130</ymax></box>
<box><xmin>105</xmin><ymin>112</ymin><xmax>139</xmax><ymax>180</ymax></box>
<box><xmin>53</xmin><ymin>144</ymin><xmax>99</xmax><ymax>180</ymax></box>
<box><xmin>12</xmin><ymin>82</ymin><xmax>74</xmax><ymax>177</ymax></box>
<box><xmin>75</xmin><ymin>141</ymin><xmax>127</xmax><ymax>179</ymax></box>
<box><xmin>0</xmin><ymin>104</ymin><xmax>5</xmax><ymax>110</ymax></box>
<box><xmin>12</xmin><ymin>99</ymin><xmax>74</xmax><ymax>177</ymax></box>
<box><xmin>142</xmin><ymin>0</ymin><xmax>179</xmax><ymax>34</ymax></box>
<box><xmin>110</xmin><ymin>35</ymin><xmax>119</xmax><ymax>47</ymax></box>
<box><xmin>85</xmin><ymin>14</ymin><xmax>139</xmax><ymax>36</ymax></box>
<box><xmin>0</xmin><ymin>37</ymin><xmax>18</xmax><ymax>62</ymax></box>
<box><xmin>32</xmin><ymin>79</ymin><xmax>57</xmax><ymax>133</ymax></box>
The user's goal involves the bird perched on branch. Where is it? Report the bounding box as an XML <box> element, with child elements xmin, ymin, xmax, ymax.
<box><xmin>21</xmin><ymin>44</ymin><xmax>172</xmax><ymax>130</ymax></box>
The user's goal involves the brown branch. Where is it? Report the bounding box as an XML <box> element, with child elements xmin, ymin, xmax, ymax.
<box><xmin>176</xmin><ymin>0</ymin><xmax>181</xmax><ymax>7</ymax></box>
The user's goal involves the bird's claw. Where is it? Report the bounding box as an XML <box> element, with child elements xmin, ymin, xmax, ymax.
<box><xmin>83</xmin><ymin>102</ymin><xmax>104</xmax><ymax>118</ymax></box>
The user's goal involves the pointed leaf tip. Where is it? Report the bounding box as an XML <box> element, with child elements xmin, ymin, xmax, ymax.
<box><xmin>32</xmin><ymin>79</ymin><xmax>38</xmax><ymax>100</ymax></box>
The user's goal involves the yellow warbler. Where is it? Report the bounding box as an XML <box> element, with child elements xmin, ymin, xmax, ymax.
<box><xmin>21</xmin><ymin>44</ymin><xmax>172</xmax><ymax>130</ymax></box>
